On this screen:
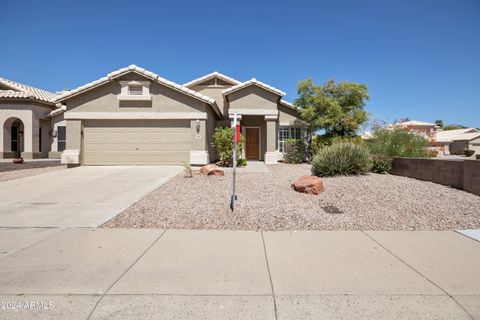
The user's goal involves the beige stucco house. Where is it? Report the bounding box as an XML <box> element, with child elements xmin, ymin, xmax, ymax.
<box><xmin>435</xmin><ymin>128</ymin><xmax>480</xmax><ymax>156</ymax></box>
<box><xmin>1</xmin><ymin>65</ymin><xmax>305</xmax><ymax>165</ymax></box>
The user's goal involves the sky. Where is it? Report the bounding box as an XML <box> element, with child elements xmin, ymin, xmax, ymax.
<box><xmin>1</xmin><ymin>0</ymin><xmax>479</xmax><ymax>128</ymax></box>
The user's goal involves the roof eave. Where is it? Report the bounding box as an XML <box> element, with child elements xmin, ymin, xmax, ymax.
<box><xmin>0</xmin><ymin>96</ymin><xmax>56</xmax><ymax>107</ymax></box>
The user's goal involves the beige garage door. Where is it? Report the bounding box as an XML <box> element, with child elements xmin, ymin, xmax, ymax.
<box><xmin>83</xmin><ymin>120</ymin><xmax>190</xmax><ymax>165</ymax></box>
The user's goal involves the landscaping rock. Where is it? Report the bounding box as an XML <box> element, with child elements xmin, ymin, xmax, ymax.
<box><xmin>200</xmin><ymin>164</ymin><xmax>225</xmax><ymax>176</ymax></box>
<box><xmin>291</xmin><ymin>175</ymin><xmax>324</xmax><ymax>195</ymax></box>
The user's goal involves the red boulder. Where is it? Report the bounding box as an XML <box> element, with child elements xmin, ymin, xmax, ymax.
<box><xmin>200</xmin><ymin>164</ymin><xmax>225</xmax><ymax>176</ymax></box>
<box><xmin>291</xmin><ymin>175</ymin><xmax>324</xmax><ymax>195</ymax></box>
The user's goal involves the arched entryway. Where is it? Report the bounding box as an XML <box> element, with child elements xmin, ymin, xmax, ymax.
<box><xmin>3</xmin><ymin>117</ymin><xmax>24</xmax><ymax>158</ymax></box>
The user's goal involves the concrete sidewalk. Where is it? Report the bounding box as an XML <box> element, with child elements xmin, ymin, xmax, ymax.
<box><xmin>0</xmin><ymin>228</ymin><xmax>478</xmax><ymax>319</ymax></box>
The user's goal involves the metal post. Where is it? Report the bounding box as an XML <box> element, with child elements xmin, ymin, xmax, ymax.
<box><xmin>230</xmin><ymin>113</ymin><xmax>238</xmax><ymax>211</ymax></box>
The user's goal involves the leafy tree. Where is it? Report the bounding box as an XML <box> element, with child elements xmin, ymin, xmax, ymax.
<box><xmin>368</xmin><ymin>127</ymin><xmax>430</xmax><ymax>158</ymax></box>
<box><xmin>443</xmin><ymin>124</ymin><xmax>467</xmax><ymax>131</ymax></box>
<box><xmin>295</xmin><ymin>79</ymin><xmax>369</xmax><ymax>157</ymax></box>
<box><xmin>435</xmin><ymin>119</ymin><xmax>443</xmax><ymax>128</ymax></box>
<box><xmin>394</xmin><ymin>117</ymin><xmax>410</xmax><ymax>124</ymax></box>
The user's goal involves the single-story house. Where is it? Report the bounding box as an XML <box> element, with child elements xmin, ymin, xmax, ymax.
<box><xmin>435</xmin><ymin>128</ymin><xmax>480</xmax><ymax>156</ymax></box>
<box><xmin>0</xmin><ymin>65</ymin><xmax>306</xmax><ymax>165</ymax></box>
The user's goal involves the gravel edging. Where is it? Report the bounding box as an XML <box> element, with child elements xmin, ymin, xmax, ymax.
<box><xmin>0</xmin><ymin>165</ymin><xmax>66</xmax><ymax>182</ymax></box>
<box><xmin>0</xmin><ymin>160</ymin><xmax>63</xmax><ymax>172</ymax></box>
<box><xmin>103</xmin><ymin>163</ymin><xmax>480</xmax><ymax>231</ymax></box>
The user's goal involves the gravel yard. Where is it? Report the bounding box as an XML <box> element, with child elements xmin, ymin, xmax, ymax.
<box><xmin>0</xmin><ymin>162</ymin><xmax>66</xmax><ymax>182</ymax></box>
<box><xmin>103</xmin><ymin>163</ymin><xmax>480</xmax><ymax>231</ymax></box>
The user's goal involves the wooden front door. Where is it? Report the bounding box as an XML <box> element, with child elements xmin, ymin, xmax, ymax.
<box><xmin>245</xmin><ymin>127</ymin><xmax>260</xmax><ymax>160</ymax></box>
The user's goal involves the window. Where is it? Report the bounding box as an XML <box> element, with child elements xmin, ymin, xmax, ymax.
<box><xmin>118</xmin><ymin>81</ymin><xmax>151</xmax><ymax>101</ymax></box>
<box><xmin>57</xmin><ymin>126</ymin><xmax>66</xmax><ymax>152</ymax></box>
<box><xmin>11</xmin><ymin>126</ymin><xmax>18</xmax><ymax>152</ymax></box>
<box><xmin>128</xmin><ymin>85</ymin><xmax>143</xmax><ymax>95</ymax></box>
<box><xmin>278</xmin><ymin>126</ymin><xmax>301</xmax><ymax>152</ymax></box>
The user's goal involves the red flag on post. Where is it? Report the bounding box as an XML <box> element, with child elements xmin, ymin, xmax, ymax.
<box><xmin>235</xmin><ymin>123</ymin><xmax>241</xmax><ymax>143</ymax></box>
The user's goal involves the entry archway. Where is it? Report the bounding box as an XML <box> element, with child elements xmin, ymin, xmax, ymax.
<box><xmin>3</xmin><ymin>117</ymin><xmax>24</xmax><ymax>158</ymax></box>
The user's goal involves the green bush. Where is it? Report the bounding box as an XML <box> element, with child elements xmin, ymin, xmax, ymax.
<box><xmin>312</xmin><ymin>135</ymin><xmax>365</xmax><ymax>155</ymax></box>
<box><xmin>465</xmin><ymin>149</ymin><xmax>475</xmax><ymax>157</ymax></box>
<box><xmin>370</xmin><ymin>154</ymin><xmax>392</xmax><ymax>174</ymax></box>
<box><xmin>212</xmin><ymin>127</ymin><xmax>246</xmax><ymax>167</ymax></box>
<box><xmin>311</xmin><ymin>142</ymin><xmax>372</xmax><ymax>176</ymax></box>
<box><xmin>368</xmin><ymin>127</ymin><xmax>429</xmax><ymax>158</ymax></box>
<box><xmin>284</xmin><ymin>139</ymin><xmax>306</xmax><ymax>164</ymax></box>
<box><xmin>237</xmin><ymin>158</ymin><xmax>247</xmax><ymax>167</ymax></box>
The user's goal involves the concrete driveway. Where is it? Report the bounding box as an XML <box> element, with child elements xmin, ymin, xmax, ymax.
<box><xmin>0</xmin><ymin>166</ymin><xmax>181</xmax><ymax>227</ymax></box>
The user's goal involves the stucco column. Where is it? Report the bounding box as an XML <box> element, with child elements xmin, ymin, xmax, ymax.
<box><xmin>0</xmin><ymin>118</ymin><xmax>4</xmax><ymax>158</ymax></box>
<box><xmin>20</xmin><ymin>116</ymin><xmax>35</xmax><ymax>159</ymax></box>
<box><xmin>189</xmin><ymin>119</ymin><xmax>209</xmax><ymax>165</ymax></box>
<box><xmin>61</xmin><ymin>119</ymin><xmax>81</xmax><ymax>165</ymax></box>
<box><xmin>264</xmin><ymin>115</ymin><xmax>281</xmax><ymax>164</ymax></box>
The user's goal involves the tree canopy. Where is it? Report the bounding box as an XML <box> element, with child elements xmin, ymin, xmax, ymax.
<box><xmin>295</xmin><ymin>79</ymin><xmax>369</xmax><ymax>137</ymax></box>
<box><xmin>435</xmin><ymin>119</ymin><xmax>443</xmax><ymax>128</ymax></box>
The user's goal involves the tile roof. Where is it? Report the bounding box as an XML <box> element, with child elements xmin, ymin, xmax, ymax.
<box><xmin>435</xmin><ymin>128</ymin><xmax>480</xmax><ymax>142</ymax></box>
<box><xmin>222</xmin><ymin>78</ymin><xmax>286</xmax><ymax>97</ymax></box>
<box><xmin>279</xmin><ymin>99</ymin><xmax>297</xmax><ymax>110</ymax></box>
<box><xmin>399</xmin><ymin>120</ymin><xmax>436</xmax><ymax>127</ymax></box>
<box><xmin>0</xmin><ymin>77</ymin><xmax>57</xmax><ymax>103</ymax></box>
<box><xmin>55</xmin><ymin>65</ymin><xmax>216</xmax><ymax>106</ymax></box>
<box><xmin>183</xmin><ymin>71</ymin><xmax>241</xmax><ymax>87</ymax></box>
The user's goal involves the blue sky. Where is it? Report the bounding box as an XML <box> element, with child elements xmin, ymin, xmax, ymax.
<box><xmin>1</xmin><ymin>0</ymin><xmax>479</xmax><ymax>128</ymax></box>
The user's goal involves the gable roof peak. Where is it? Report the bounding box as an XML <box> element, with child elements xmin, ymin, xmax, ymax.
<box><xmin>183</xmin><ymin>71</ymin><xmax>241</xmax><ymax>87</ymax></box>
<box><xmin>222</xmin><ymin>78</ymin><xmax>286</xmax><ymax>97</ymax></box>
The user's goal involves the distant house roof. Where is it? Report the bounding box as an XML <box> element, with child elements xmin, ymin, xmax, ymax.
<box><xmin>183</xmin><ymin>71</ymin><xmax>241</xmax><ymax>87</ymax></box>
<box><xmin>222</xmin><ymin>78</ymin><xmax>286</xmax><ymax>97</ymax></box>
<box><xmin>398</xmin><ymin>120</ymin><xmax>436</xmax><ymax>127</ymax></box>
<box><xmin>0</xmin><ymin>77</ymin><xmax>57</xmax><ymax>104</ymax></box>
<box><xmin>435</xmin><ymin>128</ymin><xmax>480</xmax><ymax>142</ymax></box>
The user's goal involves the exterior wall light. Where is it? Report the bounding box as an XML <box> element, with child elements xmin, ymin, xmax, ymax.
<box><xmin>196</xmin><ymin>119</ymin><xmax>200</xmax><ymax>134</ymax></box>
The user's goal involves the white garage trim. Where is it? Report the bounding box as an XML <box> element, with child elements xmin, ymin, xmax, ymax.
<box><xmin>64</xmin><ymin>112</ymin><xmax>207</xmax><ymax>120</ymax></box>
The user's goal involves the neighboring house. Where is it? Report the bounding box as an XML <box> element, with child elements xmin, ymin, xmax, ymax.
<box><xmin>0</xmin><ymin>77</ymin><xmax>65</xmax><ymax>159</ymax></box>
<box><xmin>435</xmin><ymin>128</ymin><xmax>480</xmax><ymax>156</ymax></box>
<box><xmin>0</xmin><ymin>65</ymin><xmax>306</xmax><ymax>165</ymax></box>
<box><xmin>361</xmin><ymin>120</ymin><xmax>437</xmax><ymax>142</ymax></box>
<box><xmin>395</xmin><ymin>120</ymin><xmax>437</xmax><ymax>141</ymax></box>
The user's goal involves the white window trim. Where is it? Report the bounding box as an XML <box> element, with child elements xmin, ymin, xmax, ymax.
<box><xmin>278</xmin><ymin>126</ymin><xmax>302</xmax><ymax>153</ymax></box>
<box><xmin>118</xmin><ymin>80</ymin><xmax>152</xmax><ymax>101</ymax></box>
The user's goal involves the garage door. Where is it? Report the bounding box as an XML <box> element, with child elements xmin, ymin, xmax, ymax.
<box><xmin>83</xmin><ymin>120</ymin><xmax>190</xmax><ymax>165</ymax></box>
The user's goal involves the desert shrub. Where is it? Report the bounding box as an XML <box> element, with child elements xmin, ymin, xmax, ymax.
<box><xmin>465</xmin><ymin>149</ymin><xmax>475</xmax><ymax>157</ymax></box>
<box><xmin>370</xmin><ymin>154</ymin><xmax>392</xmax><ymax>174</ymax></box>
<box><xmin>311</xmin><ymin>142</ymin><xmax>372</xmax><ymax>176</ymax></box>
<box><xmin>212</xmin><ymin>127</ymin><xmax>245</xmax><ymax>167</ymax></box>
<box><xmin>429</xmin><ymin>149</ymin><xmax>439</xmax><ymax>158</ymax></box>
<box><xmin>312</xmin><ymin>135</ymin><xmax>365</xmax><ymax>155</ymax></box>
<box><xmin>237</xmin><ymin>158</ymin><xmax>247</xmax><ymax>167</ymax></box>
<box><xmin>284</xmin><ymin>139</ymin><xmax>306</xmax><ymax>164</ymax></box>
<box><xmin>368</xmin><ymin>127</ymin><xmax>429</xmax><ymax>158</ymax></box>
<box><xmin>181</xmin><ymin>161</ymin><xmax>193</xmax><ymax>177</ymax></box>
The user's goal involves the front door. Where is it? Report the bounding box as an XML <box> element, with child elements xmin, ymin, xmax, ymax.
<box><xmin>245</xmin><ymin>127</ymin><xmax>260</xmax><ymax>160</ymax></box>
